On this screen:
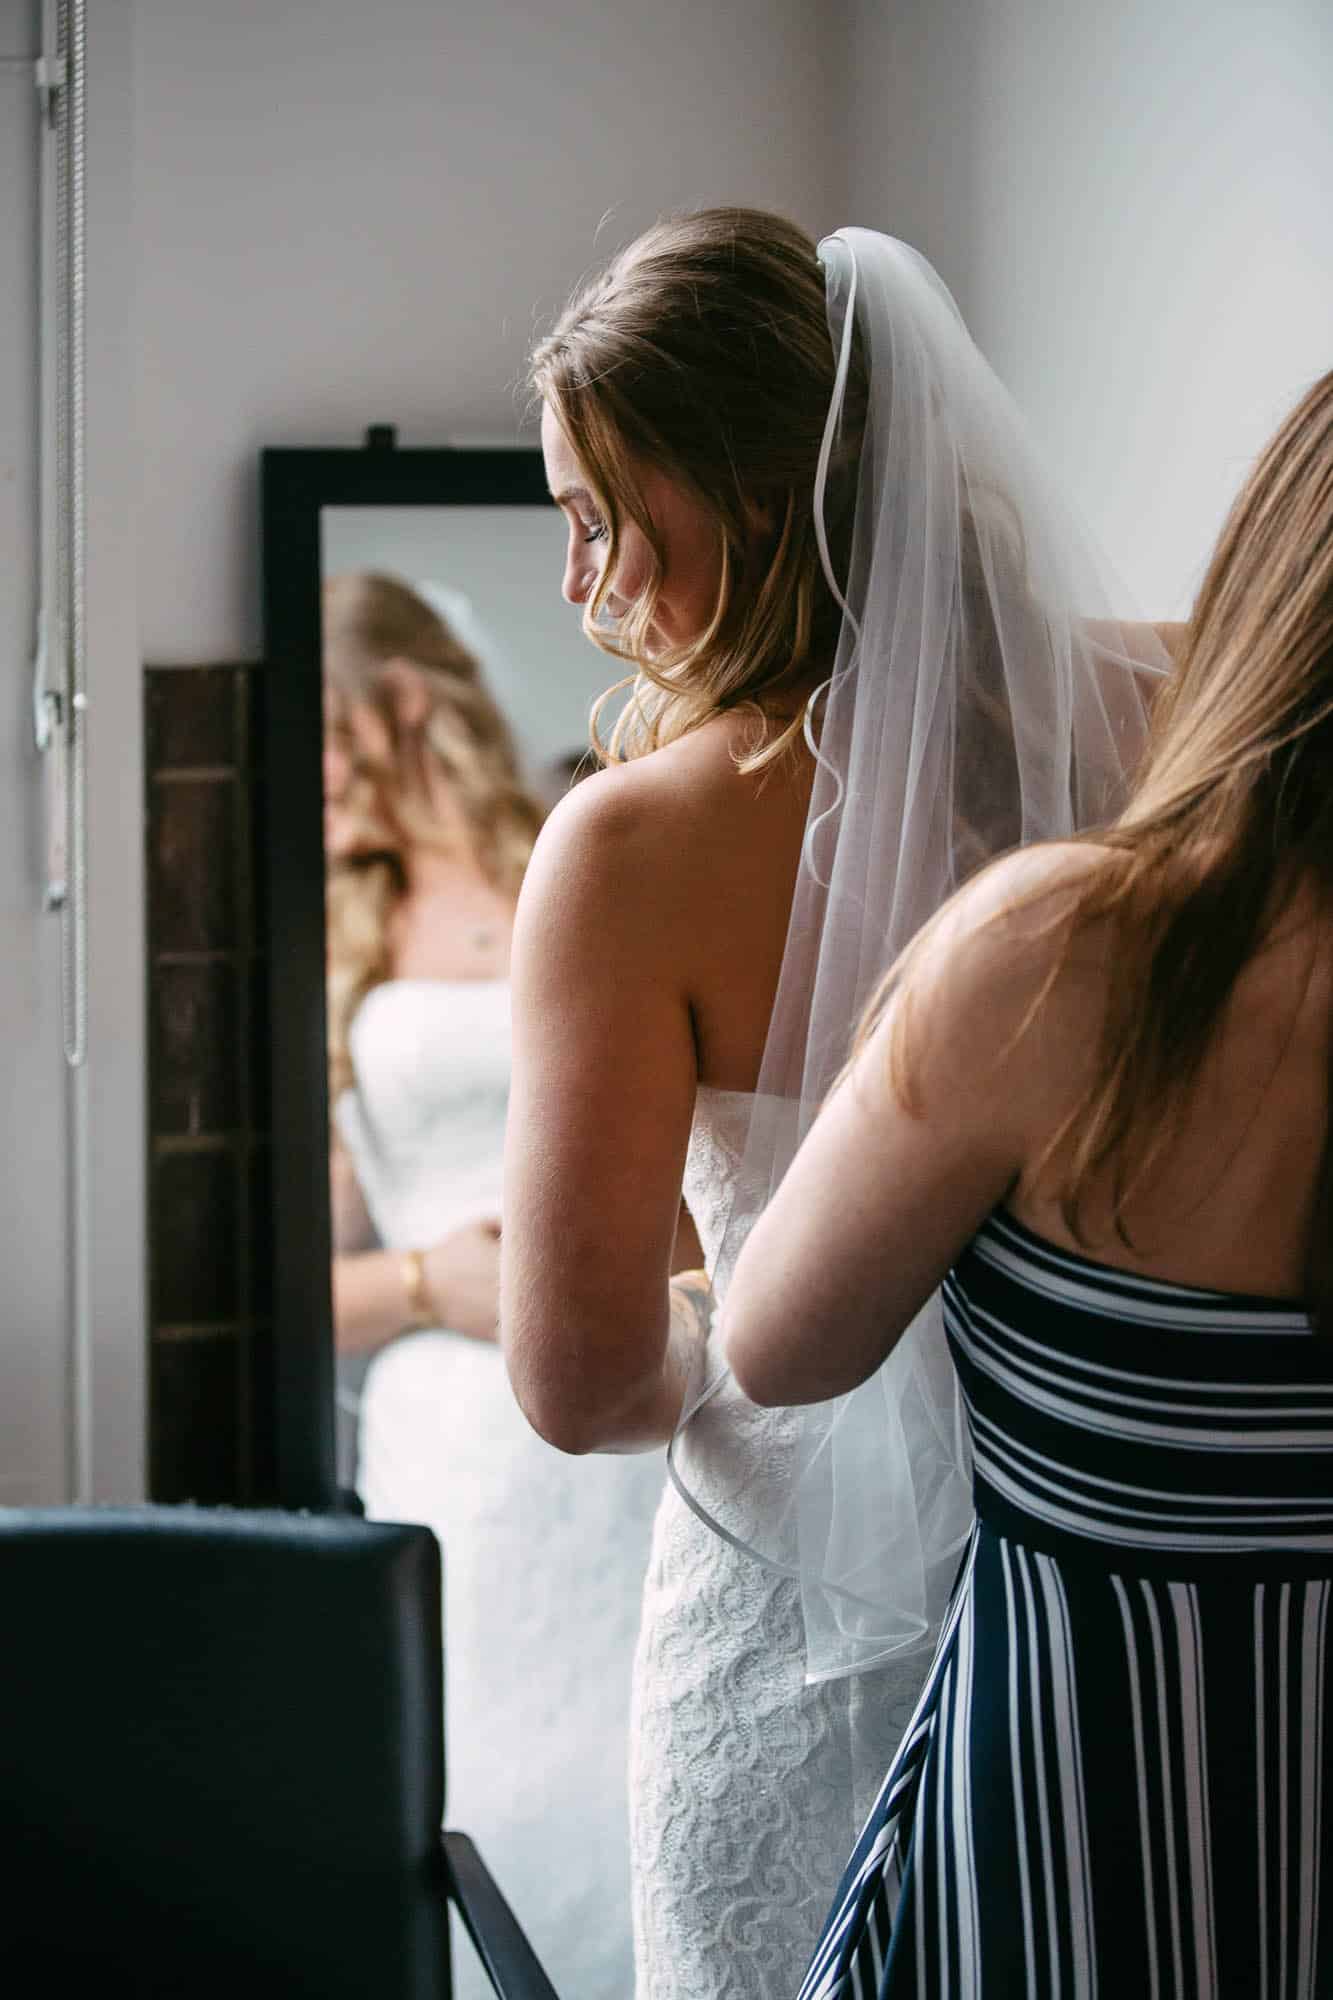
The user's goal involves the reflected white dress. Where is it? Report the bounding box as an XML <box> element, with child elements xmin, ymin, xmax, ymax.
<box><xmin>336</xmin><ymin>980</ymin><xmax>664</xmax><ymax>2000</ymax></box>
<box><xmin>630</xmin><ymin>1086</ymin><xmax>930</xmax><ymax>2000</ymax></box>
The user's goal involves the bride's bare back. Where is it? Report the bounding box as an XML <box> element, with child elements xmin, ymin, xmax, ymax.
<box><xmin>638</xmin><ymin>713</ymin><xmax>817</xmax><ymax>1093</ymax></box>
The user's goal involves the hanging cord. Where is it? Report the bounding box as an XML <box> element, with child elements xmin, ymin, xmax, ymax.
<box><xmin>35</xmin><ymin>1</ymin><xmax>87</xmax><ymax>1065</ymax></box>
<box><xmin>60</xmin><ymin>0</ymin><xmax>88</xmax><ymax>1069</ymax></box>
<box><xmin>32</xmin><ymin>5</ymin><xmax>66</xmax><ymax>903</ymax></box>
<box><xmin>36</xmin><ymin>0</ymin><xmax>93</xmax><ymax>1500</ymax></box>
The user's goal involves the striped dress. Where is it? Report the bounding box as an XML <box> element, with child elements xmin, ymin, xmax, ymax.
<box><xmin>799</xmin><ymin>1209</ymin><xmax>1333</xmax><ymax>2000</ymax></box>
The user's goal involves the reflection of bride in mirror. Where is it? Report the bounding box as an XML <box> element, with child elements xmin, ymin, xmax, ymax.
<box><xmin>324</xmin><ymin>570</ymin><xmax>535</xmax><ymax>1358</ymax></box>
<box><xmin>322</xmin><ymin>570</ymin><xmax>664</xmax><ymax>2000</ymax></box>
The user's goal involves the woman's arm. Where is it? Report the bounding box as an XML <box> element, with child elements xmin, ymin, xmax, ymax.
<box><xmin>331</xmin><ymin>1136</ymin><xmax>409</xmax><ymax>1354</ymax></box>
<box><xmin>331</xmin><ymin>1135</ymin><xmax>377</xmax><ymax>1255</ymax></box>
<box><xmin>723</xmin><ymin>852</ymin><xmax>1071</xmax><ymax>1408</ymax></box>
<box><xmin>333</xmin><ymin>1248</ymin><xmax>419</xmax><ymax>1356</ymax></box>
<box><xmin>330</xmin><ymin>1130</ymin><xmax>502</xmax><ymax>1353</ymax></box>
<box><xmin>670</xmin><ymin>1200</ymin><xmax>705</xmax><ymax>1274</ymax></box>
<box><xmin>501</xmin><ymin>769</ymin><xmax>705</xmax><ymax>1455</ymax></box>
<box><xmin>333</xmin><ymin>1222</ymin><xmax>502</xmax><ymax>1355</ymax></box>
<box><xmin>1083</xmin><ymin>618</ymin><xmax>1186</xmax><ymax>673</ymax></box>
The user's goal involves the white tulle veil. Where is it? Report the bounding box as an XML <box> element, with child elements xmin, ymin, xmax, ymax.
<box><xmin>667</xmin><ymin>227</ymin><xmax>1167</xmax><ymax>1687</ymax></box>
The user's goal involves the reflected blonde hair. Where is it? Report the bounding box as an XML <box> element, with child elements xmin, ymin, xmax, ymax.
<box><xmin>324</xmin><ymin>572</ymin><xmax>544</xmax><ymax>1093</ymax></box>
<box><xmin>880</xmin><ymin>370</ymin><xmax>1333</xmax><ymax>1316</ymax></box>
<box><xmin>530</xmin><ymin>207</ymin><xmax>866</xmax><ymax>770</ymax></box>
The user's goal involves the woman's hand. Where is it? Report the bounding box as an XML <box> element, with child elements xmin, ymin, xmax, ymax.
<box><xmin>333</xmin><ymin>1218</ymin><xmax>502</xmax><ymax>1354</ymax></box>
<box><xmin>423</xmin><ymin>1219</ymin><xmax>502</xmax><ymax>1343</ymax></box>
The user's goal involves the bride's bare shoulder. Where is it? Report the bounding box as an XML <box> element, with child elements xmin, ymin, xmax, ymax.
<box><xmin>515</xmin><ymin>713</ymin><xmax>806</xmax><ymax>986</ymax></box>
<box><xmin>537</xmin><ymin>712</ymin><xmax>810</xmax><ymax>878</ymax></box>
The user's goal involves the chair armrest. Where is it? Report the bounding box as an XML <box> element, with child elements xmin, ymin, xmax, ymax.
<box><xmin>441</xmin><ymin>1831</ymin><xmax>561</xmax><ymax>2000</ymax></box>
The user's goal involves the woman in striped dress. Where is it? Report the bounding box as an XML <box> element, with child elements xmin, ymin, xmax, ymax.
<box><xmin>723</xmin><ymin>367</ymin><xmax>1333</xmax><ymax>1999</ymax></box>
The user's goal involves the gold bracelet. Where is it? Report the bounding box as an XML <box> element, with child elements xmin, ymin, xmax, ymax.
<box><xmin>400</xmin><ymin>1249</ymin><xmax>435</xmax><ymax>1329</ymax></box>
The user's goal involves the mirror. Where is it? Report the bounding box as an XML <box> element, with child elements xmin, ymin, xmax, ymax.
<box><xmin>319</xmin><ymin>499</ymin><xmax>612</xmax><ymax>1487</ymax></box>
<box><xmin>259</xmin><ymin>440</ymin><xmax>597</xmax><ymax>1507</ymax></box>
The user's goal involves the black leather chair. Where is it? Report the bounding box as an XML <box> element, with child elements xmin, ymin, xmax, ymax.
<box><xmin>0</xmin><ymin>1506</ymin><xmax>560</xmax><ymax>1998</ymax></box>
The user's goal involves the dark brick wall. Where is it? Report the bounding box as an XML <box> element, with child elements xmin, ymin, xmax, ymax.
<box><xmin>145</xmin><ymin>666</ymin><xmax>273</xmax><ymax>1502</ymax></box>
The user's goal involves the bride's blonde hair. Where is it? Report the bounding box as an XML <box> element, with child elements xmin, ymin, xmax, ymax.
<box><xmin>530</xmin><ymin>207</ymin><xmax>867</xmax><ymax>770</ymax></box>
<box><xmin>324</xmin><ymin>572</ymin><xmax>544</xmax><ymax>1093</ymax></box>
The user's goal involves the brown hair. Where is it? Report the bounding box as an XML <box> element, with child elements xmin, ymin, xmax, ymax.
<box><xmin>530</xmin><ymin>206</ymin><xmax>867</xmax><ymax>769</ymax></box>
<box><xmin>888</xmin><ymin>370</ymin><xmax>1333</xmax><ymax>1315</ymax></box>
<box><xmin>323</xmin><ymin>572</ymin><xmax>545</xmax><ymax>1093</ymax></box>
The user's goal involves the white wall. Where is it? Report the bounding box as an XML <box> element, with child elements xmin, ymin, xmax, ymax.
<box><xmin>134</xmin><ymin>0</ymin><xmax>841</xmax><ymax>664</ymax></box>
<box><xmin>846</xmin><ymin>0</ymin><xmax>1333</xmax><ymax>617</ymax></box>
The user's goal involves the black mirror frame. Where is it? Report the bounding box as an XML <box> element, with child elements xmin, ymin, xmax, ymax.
<box><xmin>259</xmin><ymin>442</ymin><xmax>552</xmax><ymax>1509</ymax></box>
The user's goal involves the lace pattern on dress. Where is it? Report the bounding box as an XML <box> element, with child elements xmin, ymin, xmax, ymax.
<box><xmin>628</xmin><ymin>1088</ymin><xmax>927</xmax><ymax>2000</ymax></box>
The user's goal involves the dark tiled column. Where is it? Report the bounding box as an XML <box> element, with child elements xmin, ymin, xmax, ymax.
<box><xmin>145</xmin><ymin>666</ymin><xmax>272</xmax><ymax>1501</ymax></box>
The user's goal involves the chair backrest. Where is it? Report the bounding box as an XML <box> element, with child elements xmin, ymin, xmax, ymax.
<box><xmin>0</xmin><ymin>1505</ymin><xmax>451</xmax><ymax>1997</ymax></box>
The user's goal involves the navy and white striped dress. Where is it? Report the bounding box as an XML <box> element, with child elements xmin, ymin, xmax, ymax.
<box><xmin>799</xmin><ymin>1209</ymin><xmax>1333</xmax><ymax>1999</ymax></box>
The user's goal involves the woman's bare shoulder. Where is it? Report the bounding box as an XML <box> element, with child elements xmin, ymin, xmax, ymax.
<box><xmin>536</xmin><ymin>713</ymin><xmax>809</xmax><ymax>874</ymax></box>
<box><xmin>893</xmin><ymin>841</ymin><xmax>1114</xmax><ymax>1067</ymax></box>
<box><xmin>968</xmin><ymin>839</ymin><xmax>1108</xmax><ymax>913</ymax></box>
<box><xmin>919</xmin><ymin>841</ymin><xmax>1109</xmax><ymax>967</ymax></box>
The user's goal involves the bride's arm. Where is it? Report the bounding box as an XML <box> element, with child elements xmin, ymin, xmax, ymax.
<box><xmin>330</xmin><ymin>1129</ymin><xmax>503</xmax><ymax>1353</ymax></box>
<box><xmin>329</xmin><ymin>1137</ymin><xmax>416</xmax><ymax>1355</ymax></box>
<box><xmin>1081</xmin><ymin>619</ymin><xmax>1186</xmax><ymax>668</ymax></box>
<box><xmin>1081</xmin><ymin>617</ymin><xmax>1187</xmax><ymax>713</ymax></box>
<box><xmin>501</xmin><ymin>765</ymin><xmax>706</xmax><ymax>1455</ymax></box>
<box><xmin>333</xmin><ymin>1223</ymin><xmax>502</xmax><ymax>1354</ymax></box>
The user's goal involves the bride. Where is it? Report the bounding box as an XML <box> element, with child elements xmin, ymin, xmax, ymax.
<box><xmin>322</xmin><ymin>570</ymin><xmax>668</xmax><ymax>2000</ymax></box>
<box><xmin>502</xmin><ymin>210</ymin><xmax>1177</xmax><ymax>1997</ymax></box>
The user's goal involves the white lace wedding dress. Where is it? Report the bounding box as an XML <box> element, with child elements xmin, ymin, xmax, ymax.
<box><xmin>630</xmin><ymin>1086</ymin><xmax>930</xmax><ymax>2000</ymax></box>
<box><xmin>336</xmin><ymin>980</ymin><xmax>664</xmax><ymax>2000</ymax></box>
